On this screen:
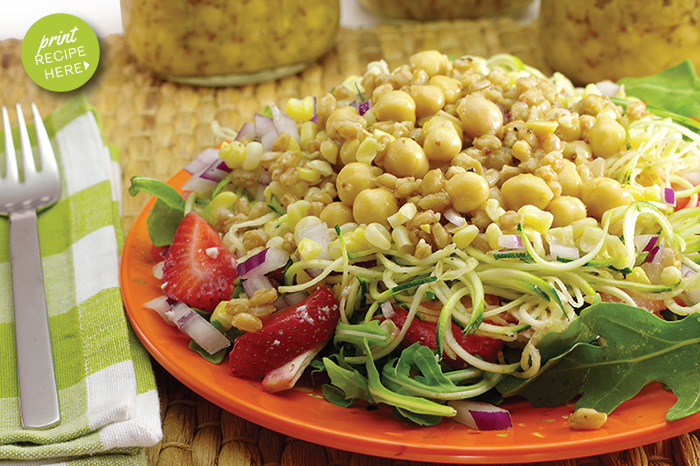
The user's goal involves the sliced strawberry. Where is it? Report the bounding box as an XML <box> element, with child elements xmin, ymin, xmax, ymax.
<box><xmin>229</xmin><ymin>286</ymin><xmax>339</xmax><ymax>379</ymax></box>
<box><xmin>388</xmin><ymin>307</ymin><xmax>503</xmax><ymax>366</ymax></box>
<box><xmin>162</xmin><ymin>211</ymin><xmax>238</xmax><ymax>312</ymax></box>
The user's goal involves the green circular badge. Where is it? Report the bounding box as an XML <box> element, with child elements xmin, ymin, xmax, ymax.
<box><xmin>21</xmin><ymin>13</ymin><xmax>100</xmax><ymax>92</ymax></box>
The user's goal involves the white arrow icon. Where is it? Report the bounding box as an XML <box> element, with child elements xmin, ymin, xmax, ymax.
<box><xmin>84</xmin><ymin>61</ymin><xmax>89</xmax><ymax>70</ymax></box>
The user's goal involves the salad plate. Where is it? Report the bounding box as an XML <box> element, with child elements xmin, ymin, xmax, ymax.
<box><xmin>121</xmin><ymin>169</ymin><xmax>700</xmax><ymax>464</ymax></box>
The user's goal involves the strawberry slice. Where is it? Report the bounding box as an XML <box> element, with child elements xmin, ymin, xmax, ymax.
<box><xmin>388</xmin><ymin>307</ymin><xmax>503</xmax><ymax>366</ymax></box>
<box><xmin>229</xmin><ymin>286</ymin><xmax>340</xmax><ymax>379</ymax></box>
<box><xmin>162</xmin><ymin>211</ymin><xmax>238</xmax><ymax>312</ymax></box>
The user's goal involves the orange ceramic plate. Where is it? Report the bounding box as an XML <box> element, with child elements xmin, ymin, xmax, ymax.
<box><xmin>121</xmin><ymin>170</ymin><xmax>700</xmax><ymax>464</ymax></box>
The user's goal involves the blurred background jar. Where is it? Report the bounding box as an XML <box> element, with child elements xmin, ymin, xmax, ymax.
<box><xmin>357</xmin><ymin>0</ymin><xmax>535</xmax><ymax>20</ymax></box>
<box><xmin>540</xmin><ymin>0</ymin><xmax>700</xmax><ymax>84</ymax></box>
<box><xmin>120</xmin><ymin>0</ymin><xmax>340</xmax><ymax>86</ymax></box>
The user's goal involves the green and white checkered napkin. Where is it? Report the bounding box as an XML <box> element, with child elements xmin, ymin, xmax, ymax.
<box><xmin>0</xmin><ymin>95</ymin><xmax>162</xmax><ymax>465</ymax></box>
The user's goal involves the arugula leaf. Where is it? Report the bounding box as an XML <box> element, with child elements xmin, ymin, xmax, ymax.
<box><xmin>128</xmin><ymin>176</ymin><xmax>186</xmax><ymax>246</ymax></box>
<box><xmin>618</xmin><ymin>60</ymin><xmax>700</xmax><ymax>121</ymax></box>
<box><xmin>322</xmin><ymin>357</ymin><xmax>373</xmax><ymax>402</ymax></box>
<box><xmin>497</xmin><ymin>302</ymin><xmax>700</xmax><ymax>421</ymax></box>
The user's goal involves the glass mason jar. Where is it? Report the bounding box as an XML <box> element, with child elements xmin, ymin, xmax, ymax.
<box><xmin>120</xmin><ymin>0</ymin><xmax>340</xmax><ymax>86</ymax></box>
<box><xmin>358</xmin><ymin>0</ymin><xmax>534</xmax><ymax>20</ymax></box>
<box><xmin>540</xmin><ymin>0</ymin><xmax>700</xmax><ymax>84</ymax></box>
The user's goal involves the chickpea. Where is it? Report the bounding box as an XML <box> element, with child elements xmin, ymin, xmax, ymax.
<box><xmin>581</xmin><ymin>177</ymin><xmax>633</xmax><ymax>220</ymax></box>
<box><xmin>409</xmin><ymin>85</ymin><xmax>446</xmax><ymax>120</ymax></box>
<box><xmin>409</xmin><ymin>50</ymin><xmax>449</xmax><ymax>77</ymax></box>
<box><xmin>557</xmin><ymin>160</ymin><xmax>583</xmax><ymax>198</ymax></box>
<box><xmin>326</xmin><ymin>106</ymin><xmax>368</xmax><ymax>141</ymax></box>
<box><xmin>353</xmin><ymin>188</ymin><xmax>398</xmax><ymax>229</ymax></box>
<box><xmin>372</xmin><ymin>90</ymin><xmax>417</xmax><ymax>124</ymax></box>
<box><xmin>501</xmin><ymin>173</ymin><xmax>554</xmax><ymax>211</ymax></box>
<box><xmin>445</xmin><ymin>172</ymin><xmax>490</xmax><ymax>213</ymax></box>
<box><xmin>336</xmin><ymin>162</ymin><xmax>379</xmax><ymax>206</ymax></box>
<box><xmin>423</xmin><ymin>124</ymin><xmax>463</xmax><ymax>164</ymax></box>
<box><xmin>587</xmin><ymin>115</ymin><xmax>627</xmax><ymax>158</ymax></box>
<box><xmin>384</xmin><ymin>137</ymin><xmax>430</xmax><ymax>179</ymax></box>
<box><xmin>547</xmin><ymin>196</ymin><xmax>587</xmax><ymax>227</ymax></box>
<box><xmin>429</xmin><ymin>75</ymin><xmax>463</xmax><ymax>105</ymax></box>
<box><xmin>456</xmin><ymin>94</ymin><xmax>504</xmax><ymax>139</ymax></box>
<box><xmin>320</xmin><ymin>201</ymin><xmax>354</xmax><ymax>228</ymax></box>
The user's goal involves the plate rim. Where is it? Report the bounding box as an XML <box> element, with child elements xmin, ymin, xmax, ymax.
<box><xmin>121</xmin><ymin>169</ymin><xmax>700</xmax><ymax>464</ymax></box>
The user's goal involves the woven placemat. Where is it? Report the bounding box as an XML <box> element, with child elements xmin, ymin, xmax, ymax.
<box><xmin>2</xmin><ymin>17</ymin><xmax>700</xmax><ymax>466</ymax></box>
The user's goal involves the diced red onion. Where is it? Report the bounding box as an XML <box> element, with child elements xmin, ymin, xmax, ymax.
<box><xmin>447</xmin><ymin>400</ymin><xmax>513</xmax><ymax>431</ymax></box>
<box><xmin>237</xmin><ymin>247</ymin><xmax>291</xmax><ymax>279</ymax></box>
<box><xmin>262</xmin><ymin>341</ymin><xmax>327</xmax><ymax>393</ymax></box>
<box><xmin>144</xmin><ymin>295</ymin><xmax>174</xmax><ymax>325</ymax></box>
<box><xmin>284</xmin><ymin>291</ymin><xmax>308</xmax><ymax>306</ymax></box>
<box><xmin>444</xmin><ymin>209</ymin><xmax>467</xmax><ymax>228</ymax></box>
<box><xmin>682</xmin><ymin>170</ymin><xmax>700</xmax><ymax>186</ymax></box>
<box><xmin>681</xmin><ymin>265</ymin><xmax>700</xmax><ymax>304</ymax></box>
<box><xmin>153</xmin><ymin>261</ymin><xmax>164</xmax><ymax>279</ymax></box>
<box><xmin>270</xmin><ymin>103</ymin><xmax>300</xmax><ymax>142</ymax></box>
<box><xmin>260</xmin><ymin>130</ymin><xmax>279</xmax><ymax>151</ymax></box>
<box><xmin>498</xmin><ymin>234</ymin><xmax>523</xmax><ymax>249</ymax></box>
<box><xmin>182</xmin><ymin>155</ymin><xmax>232</xmax><ymax>193</ymax></box>
<box><xmin>255</xmin><ymin>113</ymin><xmax>276</xmax><ymax>138</ymax></box>
<box><xmin>596</xmin><ymin>81</ymin><xmax>621</xmax><ymax>97</ymax></box>
<box><xmin>165</xmin><ymin>302</ymin><xmax>231</xmax><ymax>354</ymax></box>
<box><xmin>183</xmin><ymin>147</ymin><xmax>220</xmax><ymax>175</ymax></box>
<box><xmin>663</xmin><ymin>187</ymin><xmax>676</xmax><ymax>207</ymax></box>
<box><xmin>235</xmin><ymin>122</ymin><xmax>256</xmax><ymax>141</ymax></box>
<box><xmin>634</xmin><ymin>235</ymin><xmax>659</xmax><ymax>253</ymax></box>
<box><xmin>645</xmin><ymin>245</ymin><xmax>664</xmax><ymax>264</ymax></box>
<box><xmin>381</xmin><ymin>301</ymin><xmax>396</xmax><ymax>319</ymax></box>
<box><xmin>550</xmin><ymin>243</ymin><xmax>580</xmax><ymax>261</ymax></box>
<box><xmin>242</xmin><ymin>274</ymin><xmax>275</xmax><ymax>298</ymax></box>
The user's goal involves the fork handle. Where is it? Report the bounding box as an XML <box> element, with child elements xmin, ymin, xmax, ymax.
<box><xmin>9</xmin><ymin>210</ymin><xmax>61</xmax><ymax>429</ymax></box>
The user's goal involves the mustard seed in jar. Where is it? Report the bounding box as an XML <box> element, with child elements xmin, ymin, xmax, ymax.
<box><xmin>120</xmin><ymin>0</ymin><xmax>340</xmax><ymax>86</ymax></box>
<box><xmin>540</xmin><ymin>0</ymin><xmax>700</xmax><ymax>84</ymax></box>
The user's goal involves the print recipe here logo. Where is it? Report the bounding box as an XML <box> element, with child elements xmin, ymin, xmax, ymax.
<box><xmin>21</xmin><ymin>13</ymin><xmax>100</xmax><ymax>92</ymax></box>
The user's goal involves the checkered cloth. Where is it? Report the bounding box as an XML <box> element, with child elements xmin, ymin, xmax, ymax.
<box><xmin>0</xmin><ymin>95</ymin><xmax>162</xmax><ymax>465</ymax></box>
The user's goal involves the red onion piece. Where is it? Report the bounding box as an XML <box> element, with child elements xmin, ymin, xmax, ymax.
<box><xmin>645</xmin><ymin>245</ymin><xmax>663</xmax><ymax>264</ymax></box>
<box><xmin>237</xmin><ymin>247</ymin><xmax>291</xmax><ymax>279</ymax></box>
<box><xmin>448</xmin><ymin>400</ymin><xmax>513</xmax><ymax>431</ymax></box>
<box><xmin>634</xmin><ymin>234</ymin><xmax>659</xmax><ymax>253</ymax></box>
<box><xmin>284</xmin><ymin>291</ymin><xmax>309</xmax><ymax>306</ymax></box>
<box><xmin>235</xmin><ymin>122</ymin><xmax>256</xmax><ymax>141</ymax></box>
<box><xmin>663</xmin><ymin>187</ymin><xmax>676</xmax><ymax>207</ymax></box>
<box><xmin>550</xmin><ymin>243</ymin><xmax>580</xmax><ymax>261</ymax></box>
<box><xmin>681</xmin><ymin>265</ymin><xmax>700</xmax><ymax>304</ymax></box>
<box><xmin>498</xmin><ymin>234</ymin><xmax>523</xmax><ymax>249</ymax></box>
<box><xmin>255</xmin><ymin>113</ymin><xmax>276</xmax><ymax>138</ymax></box>
<box><xmin>242</xmin><ymin>274</ymin><xmax>274</xmax><ymax>298</ymax></box>
<box><xmin>596</xmin><ymin>81</ymin><xmax>621</xmax><ymax>97</ymax></box>
<box><xmin>381</xmin><ymin>301</ymin><xmax>396</xmax><ymax>319</ymax></box>
<box><xmin>444</xmin><ymin>209</ymin><xmax>467</xmax><ymax>228</ymax></box>
<box><xmin>182</xmin><ymin>154</ymin><xmax>232</xmax><ymax>193</ymax></box>
<box><xmin>165</xmin><ymin>302</ymin><xmax>231</xmax><ymax>354</ymax></box>
<box><xmin>270</xmin><ymin>103</ymin><xmax>300</xmax><ymax>142</ymax></box>
<box><xmin>183</xmin><ymin>147</ymin><xmax>220</xmax><ymax>175</ymax></box>
<box><xmin>144</xmin><ymin>295</ymin><xmax>174</xmax><ymax>325</ymax></box>
<box><xmin>682</xmin><ymin>170</ymin><xmax>700</xmax><ymax>186</ymax></box>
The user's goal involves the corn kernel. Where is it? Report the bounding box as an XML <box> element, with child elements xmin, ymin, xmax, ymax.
<box><xmin>219</xmin><ymin>141</ymin><xmax>246</xmax><ymax>169</ymax></box>
<box><xmin>300</xmin><ymin>121</ymin><xmax>317</xmax><ymax>150</ymax></box>
<box><xmin>391</xmin><ymin>225</ymin><xmax>414</xmax><ymax>254</ymax></box>
<box><xmin>525</xmin><ymin>120</ymin><xmax>559</xmax><ymax>139</ymax></box>
<box><xmin>242</xmin><ymin>141</ymin><xmax>264</xmax><ymax>170</ymax></box>
<box><xmin>605</xmin><ymin>234</ymin><xmax>627</xmax><ymax>262</ymax></box>
<box><xmin>420</xmin><ymin>224</ymin><xmax>431</xmax><ymax>234</ymax></box>
<box><xmin>320</xmin><ymin>140</ymin><xmax>339</xmax><ymax>164</ymax></box>
<box><xmin>485</xmin><ymin>198</ymin><xmax>505</xmax><ymax>223</ymax></box>
<box><xmin>373</xmin><ymin>128</ymin><xmax>396</xmax><ymax>144</ymax></box>
<box><xmin>209</xmin><ymin>191</ymin><xmax>238</xmax><ymax>213</ymax></box>
<box><xmin>627</xmin><ymin>267</ymin><xmax>651</xmax><ymax>285</ymax></box>
<box><xmin>287</xmin><ymin>200</ymin><xmax>310</xmax><ymax>229</ymax></box>
<box><xmin>660</xmin><ymin>266</ymin><xmax>682</xmax><ymax>286</ymax></box>
<box><xmin>285</xmin><ymin>96</ymin><xmax>315</xmax><ymax>122</ymax></box>
<box><xmin>211</xmin><ymin>301</ymin><xmax>234</xmax><ymax>330</ymax></box>
<box><xmin>356</xmin><ymin>137</ymin><xmax>379</xmax><ymax>164</ymax></box>
<box><xmin>298</xmin><ymin>237</ymin><xmax>323</xmax><ymax>260</ymax></box>
<box><xmin>352</xmin><ymin>226</ymin><xmax>368</xmax><ymax>245</ymax></box>
<box><xmin>365</xmin><ymin>222</ymin><xmax>392</xmax><ymax>250</ymax></box>
<box><xmin>453</xmin><ymin>224</ymin><xmax>479</xmax><ymax>249</ymax></box>
<box><xmin>486</xmin><ymin>223</ymin><xmax>502</xmax><ymax>250</ymax></box>
<box><xmin>547</xmin><ymin>226</ymin><xmax>576</xmax><ymax>248</ymax></box>
<box><xmin>579</xmin><ymin>226</ymin><xmax>604</xmax><ymax>252</ymax></box>
<box><xmin>297</xmin><ymin>166</ymin><xmax>322</xmax><ymax>183</ymax></box>
<box><xmin>307</xmin><ymin>159</ymin><xmax>334</xmax><ymax>177</ymax></box>
<box><xmin>388</xmin><ymin>202</ymin><xmax>418</xmax><ymax>228</ymax></box>
<box><xmin>345</xmin><ymin>236</ymin><xmax>368</xmax><ymax>254</ymax></box>
<box><xmin>571</xmin><ymin>217</ymin><xmax>599</xmax><ymax>239</ymax></box>
<box><xmin>518</xmin><ymin>205</ymin><xmax>554</xmax><ymax>234</ymax></box>
<box><xmin>286</xmin><ymin>137</ymin><xmax>301</xmax><ymax>152</ymax></box>
<box><xmin>328</xmin><ymin>239</ymin><xmax>342</xmax><ymax>259</ymax></box>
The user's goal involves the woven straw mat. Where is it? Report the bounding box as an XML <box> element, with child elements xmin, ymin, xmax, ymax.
<box><xmin>2</xmin><ymin>16</ymin><xmax>700</xmax><ymax>466</ymax></box>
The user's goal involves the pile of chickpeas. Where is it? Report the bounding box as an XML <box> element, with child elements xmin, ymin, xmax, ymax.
<box><xmin>221</xmin><ymin>51</ymin><xmax>652</xmax><ymax>261</ymax></box>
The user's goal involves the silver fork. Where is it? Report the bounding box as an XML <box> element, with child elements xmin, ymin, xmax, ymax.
<box><xmin>1</xmin><ymin>103</ymin><xmax>61</xmax><ymax>429</ymax></box>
